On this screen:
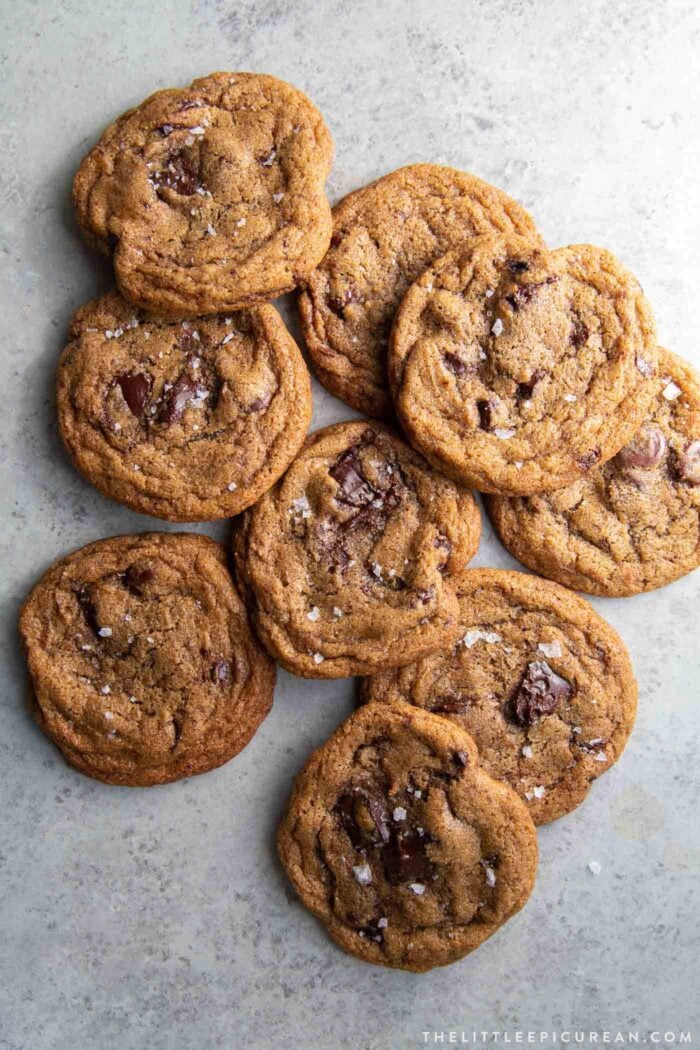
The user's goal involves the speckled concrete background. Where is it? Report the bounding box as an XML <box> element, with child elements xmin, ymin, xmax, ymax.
<box><xmin>1</xmin><ymin>1</ymin><xmax>699</xmax><ymax>1047</ymax></box>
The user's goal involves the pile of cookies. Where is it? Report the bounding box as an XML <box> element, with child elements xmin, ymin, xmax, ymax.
<box><xmin>19</xmin><ymin>73</ymin><xmax>699</xmax><ymax>973</ymax></box>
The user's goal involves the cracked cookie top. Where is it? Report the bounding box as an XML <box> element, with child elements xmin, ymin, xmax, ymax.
<box><xmin>57</xmin><ymin>292</ymin><xmax>312</xmax><ymax>522</ymax></box>
<box><xmin>389</xmin><ymin>237</ymin><xmax>658</xmax><ymax>494</ymax></box>
<box><xmin>73</xmin><ymin>72</ymin><xmax>333</xmax><ymax>316</ymax></box>
<box><xmin>277</xmin><ymin>703</ymin><xmax>538</xmax><ymax>971</ymax></box>
<box><xmin>361</xmin><ymin>569</ymin><xmax>637</xmax><ymax>824</ymax></box>
<box><xmin>298</xmin><ymin>164</ymin><xmax>543</xmax><ymax>418</ymax></box>
<box><xmin>488</xmin><ymin>349</ymin><xmax>700</xmax><ymax>595</ymax></box>
<box><xmin>19</xmin><ymin>533</ymin><xmax>275</xmax><ymax>786</ymax></box>
<box><xmin>233</xmin><ymin>421</ymin><xmax>481</xmax><ymax>678</ymax></box>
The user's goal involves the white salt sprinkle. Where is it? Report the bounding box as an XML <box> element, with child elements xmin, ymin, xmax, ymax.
<box><xmin>538</xmin><ymin>640</ymin><xmax>562</xmax><ymax>659</ymax></box>
<box><xmin>533</xmin><ymin>785</ymin><xmax>546</xmax><ymax>799</ymax></box>
<box><xmin>307</xmin><ymin>607</ymin><xmax>320</xmax><ymax>621</ymax></box>
<box><xmin>588</xmin><ymin>860</ymin><xmax>602</xmax><ymax>875</ymax></box>
<box><xmin>463</xmin><ymin>628</ymin><xmax>501</xmax><ymax>648</ymax></box>
<box><xmin>98</xmin><ymin>627</ymin><xmax>112</xmax><ymax>638</ymax></box>
<box><xmin>491</xmin><ymin>318</ymin><xmax>504</xmax><ymax>336</ymax></box>
<box><xmin>410</xmin><ymin>883</ymin><xmax>426</xmax><ymax>895</ymax></box>
<box><xmin>393</xmin><ymin>806</ymin><xmax>407</xmax><ymax>821</ymax></box>
<box><xmin>663</xmin><ymin>381</ymin><xmax>682</xmax><ymax>401</ymax></box>
<box><xmin>227</xmin><ymin>481</ymin><xmax>237</xmax><ymax>492</ymax></box>
<box><xmin>522</xmin><ymin>745</ymin><xmax>533</xmax><ymax>759</ymax></box>
<box><xmin>494</xmin><ymin>427</ymin><xmax>516</xmax><ymax>440</ymax></box>
<box><xmin>353</xmin><ymin>864</ymin><xmax>372</xmax><ymax>885</ymax></box>
<box><xmin>312</xmin><ymin>652</ymin><xmax>324</xmax><ymax>665</ymax></box>
<box><xmin>100</xmin><ymin>685</ymin><xmax>110</xmax><ymax>695</ymax></box>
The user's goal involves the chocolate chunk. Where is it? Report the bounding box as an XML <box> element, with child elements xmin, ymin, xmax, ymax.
<box><xmin>417</xmin><ymin>586</ymin><xmax>436</xmax><ymax>605</ymax></box>
<box><xmin>578</xmin><ymin>448</ymin><xmax>601</xmax><ymax>471</ymax></box>
<box><xmin>517</xmin><ymin>370</ymin><xmax>543</xmax><ymax>400</ymax></box>
<box><xmin>383</xmin><ymin>828</ymin><xmax>434</xmax><ymax>884</ymax></box>
<box><xmin>617</xmin><ymin>425</ymin><xmax>667</xmax><ymax>472</ymax></box>
<box><xmin>358</xmin><ymin>919</ymin><xmax>385</xmax><ymax>943</ymax></box>
<box><xmin>443</xmin><ymin>352</ymin><xmax>468</xmax><ymax>376</ymax></box>
<box><xmin>152</xmin><ymin>152</ymin><xmax>199</xmax><ymax>196</ymax></box>
<box><xmin>508</xmin><ymin>660</ymin><xmax>572</xmax><ymax>726</ymax></box>
<box><xmin>211</xmin><ymin>659</ymin><xmax>231</xmax><ymax>684</ymax></box>
<box><xmin>123</xmin><ymin>565</ymin><xmax>153</xmax><ymax>595</ymax></box>
<box><xmin>506</xmin><ymin>258</ymin><xmax>530</xmax><ymax>275</ymax></box>
<box><xmin>158</xmin><ymin>373</ymin><xmax>204</xmax><ymax>424</ymax></box>
<box><xmin>76</xmin><ymin>585</ymin><xmax>99</xmax><ymax>635</ymax></box>
<box><xmin>335</xmin><ymin>787</ymin><xmax>390</xmax><ymax>851</ymax></box>
<box><xmin>330</xmin><ymin>450</ymin><xmax>376</xmax><ymax>507</ymax></box>
<box><xmin>506</xmin><ymin>278</ymin><xmax>556</xmax><ymax>312</ymax></box>
<box><xmin>178</xmin><ymin>98</ymin><xmax>205</xmax><ymax>112</ymax></box>
<box><xmin>114</xmin><ymin>372</ymin><xmax>152</xmax><ymax>418</ymax></box>
<box><xmin>430</xmin><ymin>697</ymin><xmax>469</xmax><ymax>715</ymax></box>
<box><xmin>155</xmin><ymin>122</ymin><xmax>188</xmax><ymax>137</ymax></box>
<box><xmin>570</xmin><ymin>319</ymin><xmax>589</xmax><ymax>348</ymax></box>
<box><xmin>477</xmin><ymin>400</ymin><xmax>493</xmax><ymax>430</ymax></box>
<box><xmin>248</xmin><ymin>391</ymin><xmax>273</xmax><ymax>412</ymax></box>
<box><xmin>672</xmin><ymin>439</ymin><xmax>700</xmax><ymax>485</ymax></box>
<box><xmin>328</xmin><ymin>287</ymin><xmax>361</xmax><ymax>318</ymax></box>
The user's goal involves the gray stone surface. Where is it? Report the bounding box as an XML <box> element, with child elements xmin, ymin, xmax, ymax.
<box><xmin>1</xmin><ymin>1</ymin><xmax>699</xmax><ymax>1047</ymax></box>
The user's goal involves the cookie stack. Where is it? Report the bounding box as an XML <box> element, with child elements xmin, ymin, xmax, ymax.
<box><xmin>19</xmin><ymin>73</ymin><xmax>699</xmax><ymax>974</ymax></box>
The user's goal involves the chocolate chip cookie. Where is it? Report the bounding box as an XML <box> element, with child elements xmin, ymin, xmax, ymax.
<box><xmin>73</xmin><ymin>72</ymin><xmax>333</xmax><ymax>317</ymax></box>
<box><xmin>233</xmin><ymin>421</ymin><xmax>481</xmax><ymax>677</ymax></box>
<box><xmin>277</xmin><ymin>703</ymin><xmax>538</xmax><ymax>971</ymax></box>
<box><xmin>389</xmin><ymin>237</ymin><xmax>658</xmax><ymax>494</ymax></box>
<box><xmin>488</xmin><ymin>349</ymin><xmax>700</xmax><ymax>595</ymax></box>
<box><xmin>57</xmin><ymin>292</ymin><xmax>312</xmax><ymax>522</ymax></box>
<box><xmin>361</xmin><ymin>569</ymin><xmax>637</xmax><ymax>824</ymax></box>
<box><xmin>19</xmin><ymin>533</ymin><xmax>275</xmax><ymax>786</ymax></box>
<box><xmin>298</xmin><ymin>164</ymin><xmax>543</xmax><ymax>418</ymax></box>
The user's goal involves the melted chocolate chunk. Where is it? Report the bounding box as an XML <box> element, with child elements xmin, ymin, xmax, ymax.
<box><xmin>114</xmin><ymin>372</ymin><xmax>152</xmax><ymax>418</ymax></box>
<box><xmin>517</xmin><ymin>370</ymin><xmax>543</xmax><ymax>400</ymax></box>
<box><xmin>443</xmin><ymin>352</ymin><xmax>468</xmax><ymax>376</ymax></box>
<box><xmin>158</xmin><ymin>373</ymin><xmax>204</xmax><ymax>424</ymax></box>
<box><xmin>616</xmin><ymin>426</ymin><xmax>667</xmax><ymax>471</ymax></box>
<box><xmin>477</xmin><ymin>400</ymin><xmax>493</xmax><ymax>430</ymax></box>
<box><xmin>507</xmin><ymin>660</ymin><xmax>572</xmax><ymax>726</ymax></box>
<box><xmin>570</xmin><ymin>318</ymin><xmax>589</xmax><ymax>348</ymax></box>
<box><xmin>123</xmin><ymin>565</ymin><xmax>153</xmax><ymax>595</ymax></box>
<box><xmin>672</xmin><ymin>440</ymin><xmax>700</xmax><ymax>485</ymax></box>
<box><xmin>430</xmin><ymin>697</ymin><xmax>470</xmax><ymax>715</ymax></box>
<box><xmin>248</xmin><ymin>391</ymin><xmax>273</xmax><ymax>413</ymax></box>
<box><xmin>211</xmin><ymin>659</ymin><xmax>231</xmax><ymax>684</ymax></box>
<box><xmin>330</xmin><ymin>450</ymin><xmax>376</xmax><ymax>507</ymax></box>
<box><xmin>506</xmin><ymin>277</ymin><xmax>556</xmax><ymax>312</ymax></box>
<box><xmin>383</xmin><ymin>828</ymin><xmax>434</xmax><ymax>884</ymax></box>
<box><xmin>155</xmin><ymin>122</ymin><xmax>189</xmax><ymax>137</ymax></box>
<box><xmin>76</xmin><ymin>585</ymin><xmax>100</xmax><ymax>635</ymax></box>
<box><xmin>335</xmin><ymin>787</ymin><xmax>391</xmax><ymax>851</ymax></box>
<box><xmin>506</xmin><ymin>258</ymin><xmax>530</xmax><ymax>275</ymax></box>
<box><xmin>328</xmin><ymin>287</ymin><xmax>362</xmax><ymax>318</ymax></box>
<box><xmin>152</xmin><ymin>152</ymin><xmax>200</xmax><ymax>196</ymax></box>
<box><xmin>578</xmin><ymin>448</ymin><xmax>601</xmax><ymax>471</ymax></box>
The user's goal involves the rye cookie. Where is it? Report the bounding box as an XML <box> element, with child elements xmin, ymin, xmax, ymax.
<box><xmin>57</xmin><ymin>292</ymin><xmax>312</xmax><ymax>522</ymax></box>
<box><xmin>73</xmin><ymin>72</ymin><xmax>333</xmax><ymax>316</ymax></box>
<box><xmin>277</xmin><ymin>703</ymin><xmax>538</xmax><ymax>971</ymax></box>
<box><xmin>389</xmin><ymin>237</ymin><xmax>658</xmax><ymax>494</ymax></box>
<box><xmin>19</xmin><ymin>533</ymin><xmax>275</xmax><ymax>786</ymax></box>
<box><xmin>233</xmin><ymin>421</ymin><xmax>481</xmax><ymax>677</ymax></box>
<box><xmin>488</xmin><ymin>349</ymin><xmax>700</xmax><ymax>595</ymax></box>
<box><xmin>361</xmin><ymin>569</ymin><xmax>637</xmax><ymax>824</ymax></box>
<box><xmin>298</xmin><ymin>164</ymin><xmax>543</xmax><ymax>418</ymax></box>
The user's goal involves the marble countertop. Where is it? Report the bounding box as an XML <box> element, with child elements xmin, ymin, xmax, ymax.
<box><xmin>1</xmin><ymin>1</ymin><xmax>699</xmax><ymax>1047</ymax></box>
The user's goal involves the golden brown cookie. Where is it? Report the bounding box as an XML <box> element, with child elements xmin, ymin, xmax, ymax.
<box><xmin>19</xmin><ymin>533</ymin><xmax>275</xmax><ymax>786</ymax></box>
<box><xmin>361</xmin><ymin>569</ymin><xmax>637</xmax><ymax>824</ymax></box>
<box><xmin>277</xmin><ymin>703</ymin><xmax>538</xmax><ymax>971</ymax></box>
<box><xmin>57</xmin><ymin>292</ymin><xmax>312</xmax><ymax>522</ymax></box>
<box><xmin>73</xmin><ymin>72</ymin><xmax>333</xmax><ymax>316</ymax></box>
<box><xmin>298</xmin><ymin>164</ymin><xmax>543</xmax><ymax>418</ymax></box>
<box><xmin>233</xmin><ymin>421</ymin><xmax>481</xmax><ymax>677</ymax></box>
<box><xmin>389</xmin><ymin>237</ymin><xmax>658</xmax><ymax>494</ymax></box>
<box><xmin>487</xmin><ymin>350</ymin><xmax>700</xmax><ymax>594</ymax></box>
